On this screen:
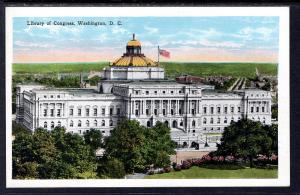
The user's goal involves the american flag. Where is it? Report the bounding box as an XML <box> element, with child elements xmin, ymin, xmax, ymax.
<box><xmin>159</xmin><ymin>49</ymin><xmax>170</xmax><ymax>58</ymax></box>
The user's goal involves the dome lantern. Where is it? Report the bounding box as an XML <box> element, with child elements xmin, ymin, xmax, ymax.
<box><xmin>126</xmin><ymin>33</ymin><xmax>141</xmax><ymax>54</ymax></box>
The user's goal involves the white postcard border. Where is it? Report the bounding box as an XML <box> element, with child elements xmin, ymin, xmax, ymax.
<box><xmin>6</xmin><ymin>7</ymin><xmax>290</xmax><ymax>188</ymax></box>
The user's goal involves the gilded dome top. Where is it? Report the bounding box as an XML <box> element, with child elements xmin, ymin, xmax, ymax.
<box><xmin>111</xmin><ymin>34</ymin><xmax>158</xmax><ymax>67</ymax></box>
<box><xmin>113</xmin><ymin>55</ymin><xmax>156</xmax><ymax>67</ymax></box>
<box><xmin>127</xmin><ymin>40</ymin><xmax>141</xmax><ymax>47</ymax></box>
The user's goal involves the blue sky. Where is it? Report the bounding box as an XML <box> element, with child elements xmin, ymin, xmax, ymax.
<box><xmin>13</xmin><ymin>16</ymin><xmax>279</xmax><ymax>63</ymax></box>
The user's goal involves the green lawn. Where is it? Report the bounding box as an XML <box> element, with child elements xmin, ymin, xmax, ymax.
<box><xmin>13</xmin><ymin>62</ymin><xmax>277</xmax><ymax>78</ymax></box>
<box><xmin>161</xmin><ymin>62</ymin><xmax>277</xmax><ymax>78</ymax></box>
<box><xmin>13</xmin><ymin>62</ymin><xmax>109</xmax><ymax>74</ymax></box>
<box><xmin>146</xmin><ymin>166</ymin><xmax>278</xmax><ymax>179</ymax></box>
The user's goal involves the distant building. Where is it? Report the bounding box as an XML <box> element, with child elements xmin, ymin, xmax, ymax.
<box><xmin>176</xmin><ymin>75</ymin><xmax>205</xmax><ymax>84</ymax></box>
<box><xmin>15</xmin><ymin>34</ymin><xmax>272</xmax><ymax>150</ymax></box>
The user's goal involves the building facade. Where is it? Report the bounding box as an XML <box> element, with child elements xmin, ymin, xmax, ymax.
<box><xmin>15</xmin><ymin>35</ymin><xmax>272</xmax><ymax>150</ymax></box>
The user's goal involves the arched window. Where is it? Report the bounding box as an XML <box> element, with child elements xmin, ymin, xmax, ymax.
<box><xmin>44</xmin><ymin>121</ymin><xmax>47</xmax><ymax>128</ymax></box>
<box><xmin>78</xmin><ymin>120</ymin><xmax>82</xmax><ymax>127</ymax></box>
<box><xmin>203</xmin><ymin>118</ymin><xmax>207</xmax><ymax>124</ymax></box>
<box><xmin>70</xmin><ymin>120</ymin><xmax>74</xmax><ymax>127</ymax></box>
<box><xmin>164</xmin><ymin>121</ymin><xmax>169</xmax><ymax>127</ymax></box>
<box><xmin>224</xmin><ymin>117</ymin><xmax>227</xmax><ymax>124</ymax></box>
<box><xmin>147</xmin><ymin>121</ymin><xmax>151</xmax><ymax>127</ymax></box>
<box><xmin>180</xmin><ymin>121</ymin><xmax>183</xmax><ymax>126</ymax></box>
<box><xmin>94</xmin><ymin>120</ymin><xmax>97</xmax><ymax>127</ymax></box>
<box><xmin>109</xmin><ymin>120</ymin><xmax>113</xmax><ymax>127</ymax></box>
<box><xmin>192</xmin><ymin>120</ymin><xmax>195</xmax><ymax>127</ymax></box>
<box><xmin>86</xmin><ymin>120</ymin><xmax>90</xmax><ymax>127</ymax></box>
<box><xmin>101</xmin><ymin>120</ymin><xmax>105</xmax><ymax>126</ymax></box>
<box><xmin>57</xmin><ymin>121</ymin><xmax>61</xmax><ymax>127</ymax></box>
<box><xmin>172</xmin><ymin>120</ymin><xmax>177</xmax><ymax>128</ymax></box>
<box><xmin>51</xmin><ymin>121</ymin><xmax>54</xmax><ymax>129</ymax></box>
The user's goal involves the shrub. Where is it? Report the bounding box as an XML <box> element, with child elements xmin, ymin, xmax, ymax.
<box><xmin>193</xmin><ymin>159</ymin><xmax>204</xmax><ymax>166</ymax></box>
<box><xmin>158</xmin><ymin>169</ymin><xmax>165</xmax><ymax>174</ymax></box>
<box><xmin>202</xmin><ymin>154</ymin><xmax>212</xmax><ymax>162</ymax></box>
<box><xmin>164</xmin><ymin>166</ymin><xmax>171</xmax><ymax>173</ymax></box>
<box><xmin>181</xmin><ymin>160</ymin><xmax>192</xmax><ymax>169</ymax></box>
<box><xmin>148</xmin><ymin>170</ymin><xmax>154</xmax><ymax>175</ymax></box>
<box><xmin>174</xmin><ymin>164</ymin><xmax>182</xmax><ymax>171</ymax></box>
<box><xmin>225</xmin><ymin>155</ymin><xmax>235</xmax><ymax>163</ymax></box>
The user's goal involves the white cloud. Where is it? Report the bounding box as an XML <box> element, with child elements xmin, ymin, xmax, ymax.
<box><xmin>142</xmin><ymin>41</ymin><xmax>155</xmax><ymax>47</ymax></box>
<box><xmin>144</xmin><ymin>26</ymin><xmax>159</xmax><ymax>34</ymax></box>
<box><xmin>112</xmin><ymin>26</ymin><xmax>128</xmax><ymax>34</ymax></box>
<box><xmin>14</xmin><ymin>40</ymin><xmax>54</xmax><ymax>48</ymax></box>
<box><xmin>238</xmin><ymin>27</ymin><xmax>274</xmax><ymax>41</ymax></box>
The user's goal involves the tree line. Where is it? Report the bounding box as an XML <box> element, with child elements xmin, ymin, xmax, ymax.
<box><xmin>12</xmin><ymin>119</ymin><xmax>176</xmax><ymax>179</ymax></box>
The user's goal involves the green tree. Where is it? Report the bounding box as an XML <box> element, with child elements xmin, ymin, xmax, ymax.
<box><xmin>88</xmin><ymin>76</ymin><xmax>101</xmax><ymax>86</ymax></box>
<box><xmin>264</xmin><ymin>124</ymin><xmax>278</xmax><ymax>155</ymax></box>
<box><xmin>84</xmin><ymin>128</ymin><xmax>103</xmax><ymax>151</ymax></box>
<box><xmin>104</xmin><ymin>119</ymin><xmax>147</xmax><ymax>173</ymax></box>
<box><xmin>14</xmin><ymin>162</ymin><xmax>39</xmax><ymax>179</ymax></box>
<box><xmin>144</xmin><ymin>122</ymin><xmax>176</xmax><ymax>168</ymax></box>
<box><xmin>12</xmin><ymin>121</ymin><xmax>31</xmax><ymax>136</ymax></box>
<box><xmin>216</xmin><ymin>119</ymin><xmax>273</xmax><ymax>168</ymax></box>
<box><xmin>271</xmin><ymin>105</ymin><xmax>278</xmax><ymax>120</ymax></box>
<box><xmin>97</xmin><ymin>157</ymin><xmax>126</xmax><ymax>178</ymax></box>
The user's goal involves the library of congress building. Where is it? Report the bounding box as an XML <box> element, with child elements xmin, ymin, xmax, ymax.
<box><xmin>15</xmin><ymin>35</ymin><xmax>272</xmax><ymax>150</ymax></box>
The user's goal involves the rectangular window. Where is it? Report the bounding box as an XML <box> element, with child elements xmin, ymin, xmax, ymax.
<box><xmin>154</xmin><ymin>109</ymin><xmax>158</xmax><ymax>115</ymax></box>
<box><xmin>78</xmin><ymin>108</ymin><xmax>81</xmax><ymax>116</ymax></box>
<box><xmin>217</xmin><ymin>107</ymin><xmax>221</xmax><ymax>114</ymax></box>
<box><xmin>43</xmin><ymin>109</ymin><xmax>47</xmax><ymax>117</ymax></box>
<box><xmin>262</xmin><ymin>107</ymin><xmax>265</xmax><ymax>112</ymax></box>
<box><xmin>256</xmin><ymin>107</ymin><xmax>259</xmax><ymax>112</ymax></box>
<box><xmin>102</xmin><ymin>108</ymin><xmax>105</xmax><ymax>115</ymax></box>
<box><xmin>57</xmin><ymin>109</ymin><xmax>61</xmax><ymax>117</ymax></box>
<box><xmin>251</xmin><ymin>107</ymin><xmax>254</xmax><ymax>113</ymax></box>
<box><xmin>210</xmin><ymin>107</ymin><xmax>214</xmax><ymax>114</ymax></box>
<box><xmin>231</xmin><ymin>107</ymin><xmax>234</xmax><ymax>113</ymax></box>
<box><xmin>146</xmin><ymin>109</ymin><xmax>149</xmax><ymax>115</ymax></box>
<box><xmin>117</xmin><ymin>108</ymin><xmax>120</xmax><ymax>115</ymax></box>
<box><xmin>203</xmin><ymin>107</ymin><xmax>207</xmax><ymax>114</ymax></box>
<box><xmin>224</xmin><ymin>107</ymin><xmax>228</xmax><ymax>114</ymax></box>
<box><xmin>50</xmin><ymin>109</ymin><xmax>54</xmax><ymax>117</ymax></box>
<box><xmin>86</xmin><ymin>108</ymin><xmax>89</xmax><ymax>116</ymax></box>
<box><xmin>93</xmin><ymin>108</ymin><xmax>97</xmax><ymax>116</ymax></box>
<box><xmin>238</xmin><ymin>107</ymin><xmax>241</xmax><ymax>113</ymax></box>
<box><xmin>154</xmin><ymin>91</ymin><xmax>157</xmax><ymax>95</ymax></box>
<box><xmin>146</xmin><ymin>91</ymin><xmax>149</xmax><ymax>95</ymax></box>
<box><xmin>69</xmin><ymin>109</ymin><xmax>73</xmax><ymax>116</ymax></box>
<box><xmin>110</xmin><ymin>108</ymin><xmax>113</xmax><ymax>115</ymax></box>
<box><xmin>192</xmin><ymin>109</ymin><xmax>195</xmax><ymax>115</ymax></box>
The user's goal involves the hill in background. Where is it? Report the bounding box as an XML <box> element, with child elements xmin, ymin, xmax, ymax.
<box><xmin>13</xmin><ymin>62</ymin><xmax>277</xmax><ymax>78</ymax></box>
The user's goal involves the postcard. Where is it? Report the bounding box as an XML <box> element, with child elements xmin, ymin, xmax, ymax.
<box><xmin>6</xmin><ymin>7</ymin><xmax>290</xmax><ymax>187</ymax></box>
